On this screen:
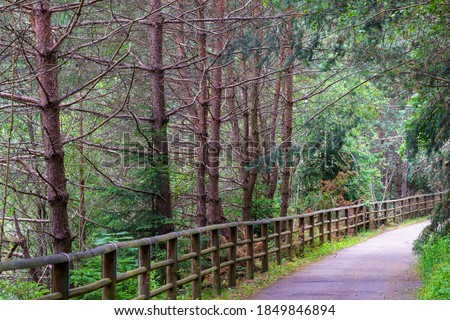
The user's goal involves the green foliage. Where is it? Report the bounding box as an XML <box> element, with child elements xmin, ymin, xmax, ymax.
<box><xmin>222</xmin><ymin>179</ymin><xmax>280</xmax><ymax>220</ymax></box>
<box><xmin>291</xmin><ymin>79</ymin><xmax>385</xmax><ymax>208</ymax></box>
<box><xmin>405</xmin><ymin>93</ymin><xmax>449</xmax><ymax>158</ymax></box>
<box><xmin>96</xmin><ymin>165</ymin><xmax>174</xmax><ymax>238</ymax></box>
<box><xmin>251</xmin><ymin>182</ymin><xmax>280</xmax><ymax>219</ymax></box>
<box><xmin>0</xmin><ymin>279</ymin><xmax>50</xmax><ymax>300</ymax></box>
<box><xmin>415</xmin><ymin>196</ymin><xmax>450</xmax><ymax>249</ymax></box>
<box><xmin>70</xmin><ymin>231</ymin><xmax>166</xmax><ymax>299</ymax></box>
<box><xmin>71</xmin><ymin>232</ymin><xmax>137</xmax><ymax>299</ymax></box>
<box><xmin>414</xmin><ymin>194</ymin><xmax>449</xmax><ymax>300</ymax></box>
<box><xmin>408</xmin><ymin>144</ymin><xmax>449</xmax><ymax>193</ymax></box>
<box><xmin>416</xmin><ymin>234</ymin><xmax>450</xmax><ymax>300</ymax></box>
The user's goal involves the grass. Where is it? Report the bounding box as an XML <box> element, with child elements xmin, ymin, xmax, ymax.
<box><xmin>416</xmin><ymin>234</ymin><xmax>450</xmax><ymax>300</ymax></box>
<box><xmin>193</xmin><ymin>216</ymin><xmax>430</xmax><ymax>300</ymax></box>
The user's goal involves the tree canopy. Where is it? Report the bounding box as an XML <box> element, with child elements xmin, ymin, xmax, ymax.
<box><xmin>0</xmin><ymin>0</ymin><xmax>447</xmax><ymax>286</ymax></box>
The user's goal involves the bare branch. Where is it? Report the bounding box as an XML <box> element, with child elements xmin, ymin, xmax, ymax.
<box><xmin>0</xmin><ymin>92</ymin><xmax>39</xmax><ymax>106</ymax></box>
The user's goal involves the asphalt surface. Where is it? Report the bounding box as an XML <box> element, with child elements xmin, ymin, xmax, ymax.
<box><xmin>251</xmin><ymin>221</ymin><xmax>428</xmax><ymax>300</ymax></box>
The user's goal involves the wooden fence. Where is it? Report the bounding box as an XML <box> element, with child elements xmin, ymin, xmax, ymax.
<box><xmin>0</xmin><ymin>192</ymin><xmax>446</xmax><ymax>300</ymax></box>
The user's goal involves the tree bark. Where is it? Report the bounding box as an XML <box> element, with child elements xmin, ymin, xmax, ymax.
<box><xmin>280</xmin><ymin>19</ymin><xmax>294</xmax><ymax>224</ymax></box>
<box><xmin>207</xmin><ymin>0</ymin><xmax>226</xmax><ymax>226</ymax></box>
<box><xmin>78</xmin><ymin>112</ymin><xmax>86</xmax><ymax>250</ymax></box>
<box><xmin>195</xmin><ymin>0</ymin><xmax>208</xmax><ymax>227</ymax></box>
<box><xmin>242</xmin><ymin>42</ymin><xmax>261</xmax><ymax>221</ymax></box>
<box><xmin>401</xmin><ymin>161</ymin><xmax>408</xmax><ymax>197</ymax></box>
<box><xmin>32</xmin><ymin>0</ymin><xmax>72</xmax><ymax>254</ymax></box>
<box><xmin>265</xmin><ymin>45</ymin><xmax>285</xmax><ymax>201</ymax></box>
<box><xmin>149</xmin><ymin>0</ymin><xmax>173</xmax><ymax>234</ymax></box>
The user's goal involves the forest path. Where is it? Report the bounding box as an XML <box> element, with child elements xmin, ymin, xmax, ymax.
<box><xmin>250</xmin><ymin>221</ymin><xmax>428</xmax><ymax>300</ymax></box>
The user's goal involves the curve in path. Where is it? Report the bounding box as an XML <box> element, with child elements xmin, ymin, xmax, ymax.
<box><xmin>251</xmin><ymin>221</ymin><xmax>428</xmax><ymax>300</ymax></box>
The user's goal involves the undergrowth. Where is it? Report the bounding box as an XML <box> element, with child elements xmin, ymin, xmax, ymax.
<box><xmin>416</xmin><ymin>234</ymin><xmax>450</xmax><ymax>300</ymax></box>
<box><xmin>0</xmin><ymin>279</ymin><xmax>49</xmax><ymax>300</ymax></box>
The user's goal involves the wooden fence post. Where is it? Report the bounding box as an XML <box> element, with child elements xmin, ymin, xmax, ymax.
<box><xmin>102</xmin><ymin>248</ymin><xmax>117</xmax><ymax>300</ymax></box>
<box><xmin>191</xmin><ymin>233</ymin><xmax>201</xmax><ymax>299</ymax></box>
<box><xmin>422</xmin><ymin>195</ymin><xmax>425</xmax><ymax>216</ymax></box>
<box><xmin>393</xmin><ymin>201</ymin><xmax>397</xmax><ymax>224</ymax></box>
<box><xmin>414</xmin><ymin>196</ymin><xmax>418</xmax><ymax>218</ymax></box>
<box><xmin>274</xmin><ymin>221</ymin><xmax>282</xmax><ymax>264</ymax></box>
<box><xmin>327</xmin><ymin>211</ymin><xmax>332</xmax><ymax>242</ymax></box>
<box><xmin>319</xmin><ymin>212</ymin><xmax>325</xmax><ymax>245</ymax></box>
<box><xmin>211</xmin><ymin>229</ymin><xmax>221</xmax><ymax>294</ymax></box>
<box><xmin>363</xmin><ymin>206</ymin><xmax>368</xmax><ymax>231</ymax></box>
<box><xmin>429</xmin><ymin>194</ymin><xmax>433</xmax><ymax>213</ymax></box>
<box><xmin>405</xmin><ymin>197</ymin><xmax>409</xmax><ymax>218</ymax></box>
<box><xmin>138</xmin><ymin>244</ymin><xmax>151</xmax><ymax>299</ymax></box>
<box><xmin>299</xmin><ymin>217</ymin><xmax>305</xmax><ymax>254</ymax></box>
<box><xmin>261</xmin><ymin>222</ymin><xmax>269</xmax><ymax>272</ymax></box>
<box><xmin>228</xmin><ymin>226</ymin><xmax>237</xmax><ymax>287</ymax></box>
<box><xmin>375</xmin><ymin>203</ymin><xmax>380</xmax><ymax>228</ymax></box>
<box><xmin>344</xmin><ymin>208</ymin><xmax>349</xmax><ymax>237</ymax></box>
<box><xmin>406</xmin><ymin>198</ymin><xmax>410</xmax><ymax>219</ymax></box>
<box><xmin>431</xmin><ymin>194</ymin><xmax>436</xmax><ymax>210</ymax></box>
<box><xmin>405</xmin><ymin>197</ymin><xmax>414</xmax><ymax>219</ymax></box>
<box><xmin>402</xmin><ymin>198</ymin><xmax>406</xmax><ymax>220</ymax></box>
<box><xmin>53</xmin><ymin>257</ymin><xmax>70</xmax><ymax>300</ymax></box>
<box><xmin>421</xmin><ymin>196</ymin><xmax>425</xmax><ymax>216</ymax></box>
<box><xmin>287</xmin><ymin>219</ymin><xmax>294</xmax><ymax>261</ymax></box>
<box><xmin>309</xmin><ymin>215</ymin><xmax>315</xmax><ymax>246</ymax></box>
<box><xmin>336</xmin><ymin>210</ymin><xmax>341</xmax><ymax>238</ymax></box>
<box><xmin>246</xmin><ymin>225</ymin><xmax>254</xmax><ymax>280</ymax></box>
<box><xmin>417</xmin><ymin>196</ymin><xmax>421</xmax><ymax>217</ymax></box>
<box><xmin>425</xmin><ymin>195</ymin><xmax>429</xmax><ymax>216</ymax></box>
<box><xmin>417</xmin><ymin>196</ymin><xmax>420</xmax><ymax>217</ymax></box>
<box><xmin>167</xmin><ymin>238</ymin><xmax>178</xmax><ymax>300</ymax></box>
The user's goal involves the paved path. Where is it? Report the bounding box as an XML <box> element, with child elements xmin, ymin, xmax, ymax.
<box><xmin>251</xmin><ymin>221</ymin><xmax>427</xmax><ymax>300</ymax></box>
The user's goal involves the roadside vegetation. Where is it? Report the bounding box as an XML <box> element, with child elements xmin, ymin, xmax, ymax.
<box><xmin>416</xmin><ymin>235</ymin><xmax>450</xmax><ymax>300</ymax></box>
<box><xmin>415</xmin><ymin>199</ymin><xmax>450</xmax><ymax>300</ymax></box>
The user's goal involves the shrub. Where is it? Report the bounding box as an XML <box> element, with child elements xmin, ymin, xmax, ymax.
<box><xmin>417</xmin><ymin>235</ymin><xmax>450</xmax><ymax>300</ymax></box>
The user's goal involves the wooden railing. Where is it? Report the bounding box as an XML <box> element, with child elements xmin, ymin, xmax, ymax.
<box><xmin>0</xmin><ymin>192</ymin><xmax>446</xmax><ymax>300</ymax></box>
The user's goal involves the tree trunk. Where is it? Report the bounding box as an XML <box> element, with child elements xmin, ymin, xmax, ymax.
<box><xmin>242</xmin><ymin>47</ymin><xmax>261</xmax><ymax>221</ymax></box>
<box><xmin>207</xmin><ymin>0</ymin><xmax>226</xmax><ymax>226</ymax></box>
<box><xmin>401</xmin><ymin>160</ymin><xmax>408</xmax><ymax>197</ymax></box>
<box><xmin>280</xmin><ymin>19</ymin><xmax>294</xmax><ymax>224</ymax></box>
<box><xmin>149</xmin><ymin>0</ymin><xmax>173</xmax><ymax>234</ymax></box>
<box><xmin>241</xmin><ymin>81</ymin><xmax>252</xmax><ymax>221</ymax></box>
<box><xmin>195</xmin><ymin>0</ymin><xmax>208</xmax><ymax>227</ymax></box>
<box><xmin>78</xmin><ymin>113</ymin><xmax>86</xmax><ymax>250</ymax></box>
<box><xmin>33</xmin><ymin>0</ymin><xmax>71</xmax><ymax>254</ymax></box>
<box><xmin>265</xmin><ymin>44</ymin><xmax>285</xmax><ymax>201</ymax></box>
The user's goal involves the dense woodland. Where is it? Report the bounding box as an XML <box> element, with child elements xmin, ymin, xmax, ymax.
<box><xmin>0</xmin><ymin>0</ymin><xmax>448</xmax><ymax>291</ymax></box>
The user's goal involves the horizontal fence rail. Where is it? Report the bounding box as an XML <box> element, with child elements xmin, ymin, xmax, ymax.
<box><xmin>0</xmin><ymin>192</ymin><xmax>446</xmax><ymax>300</ymax></box>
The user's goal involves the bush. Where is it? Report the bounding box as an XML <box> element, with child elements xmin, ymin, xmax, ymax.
<box><xmin>417</xmin><ymin>235</ymin><xmax>450</xmax><ymax>300</ymax></box>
